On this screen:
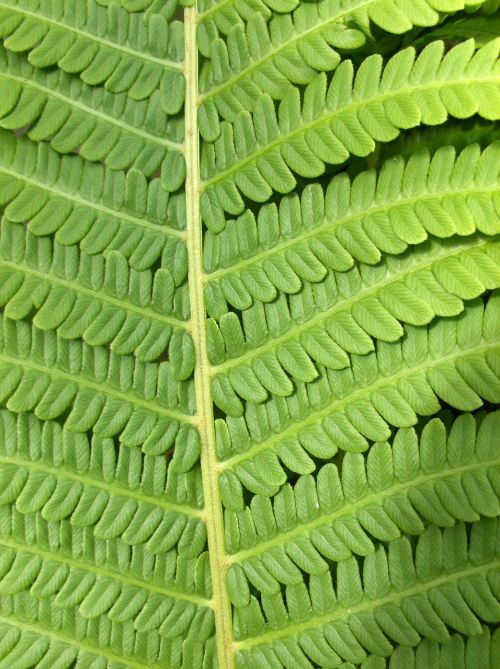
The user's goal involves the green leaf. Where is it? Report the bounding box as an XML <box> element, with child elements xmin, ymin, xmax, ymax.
<box><xmin>0</xmin><ymin>5</ymin><xmax>498</xmax><ymax>669</ymax></box>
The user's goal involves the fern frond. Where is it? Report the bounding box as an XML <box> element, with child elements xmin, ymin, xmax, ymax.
<box><xmin>0</xmin><ymin>47</ymin><xmax>184</xmax><ymax>181</ymax></box>
<box><xmin>0</xmin><ymin>407</ymin><xmax>213</xmax><ymax>662</ymax></box>
<box><xmin>0</xmin><ymin>592</ymin><xmax>216</xmax><ymax>668</ymax></box>
<box><xmin>0</xmin><ymin>618</ymin><xmax>127</xmax><ymax>669</ymax></box>
<box><xmin>112</xmin><ymin>0</ymin><xmax>188</xmax><ymax>19</ymax></box>
<box><xmin>0</xmin><ymin>316</ymin><xmax>201</xmax><ymax>462</ymax></box>
<box><xmin>369</xmin><ymin>626</ymin><xmax>500</xmax><ymax>669</ymax></box>
<box><xmin>233</xmin><ymin>518</ymin><xmax>500</xmax><ymax>667</ymax></box>
<box><xmin>203</xmin><ymin>140</ymin><xmax>500</xmax><ymax>399</ymax></box>
<box><xmin>0</xmin><ymin>0</ymin><xmax>185</xmax><ymax>110</ymax></box>
<box><xmin>200</xmin><ymin>39</ymin><xmax>500</xmax><ymax>229</ymax></box>
<box><xmin>198</xmin><ymin>0</ymin><xmax>491</xmax><ymax>135</ymax></box>
<box><xmin>0</xmin><ymin>410</ymin><xmax>213</xmax><ymax>666</ymax></box>
<box><xmin>0</xmin><ymin>222</ymin><xmax>191</xmax><ymax>362</ymax></box>
<box><xmin>208</xmin><ymin>239</ymin><xmax>500</xmax><ymax>411</ymax></box>
<box><xmin>223</xmin><ymin>412</ymin><xmax>499</xmax><ymax>558</ymax></box>
<box><xmin>204</xmin><ymin>141</ymin><xmax>500</xmax><ymax>280</ymax></box>
<box><xmin>0</xmin><ymin>131</ymin><xmax>187</xmax><ymax>268</ymax></box>
<box><xmin>0</xmin><ymin>538</ymin><xmax>210</xmax><ymax>608</ymax></box>
<box><xmin>198</xmin><ymin>0</ymin><xmax>369</xmax><ymax>132</ymax></box>
<box><xmin>0</xmin><ymin>1</ymin><xmax>498</xmax><ymax>666</ymax></box>
<box><xmin>197</xmin><ymin>0</ymin><xmax>489</xmax><ymax>63</ymax></box>
<box><xmin>215</xmin><ymin>293</ymin><xmax>500</xmax><ymax>495</ymax></box>
<box><xmin>0</xmin><ymin>408</ymin><xmax>204</xmax><ymax>513</ymax></box>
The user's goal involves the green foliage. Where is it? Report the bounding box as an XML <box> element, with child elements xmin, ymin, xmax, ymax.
<box><xmin>0</xmin><ymin>1</ymin><xmax>499</xmax><ymax>669</ymax></box>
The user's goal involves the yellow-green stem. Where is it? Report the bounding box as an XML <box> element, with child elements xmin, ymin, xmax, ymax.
<box><xmin>184</xmin><ymin>7</ymin><xmax>235</xmax><ymax>668</ymax></box>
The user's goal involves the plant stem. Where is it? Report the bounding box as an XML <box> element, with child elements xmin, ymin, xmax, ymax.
<box><xmin>184</xmin><ymin>7</ymin><xmax>235</xmax><ymax>668</ymax></box>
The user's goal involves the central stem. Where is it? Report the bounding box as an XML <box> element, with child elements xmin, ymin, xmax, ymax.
<box><xmin>183</xmin><ymin>7</ymin><xmax>235</xmax><ymax>668</ymax></box>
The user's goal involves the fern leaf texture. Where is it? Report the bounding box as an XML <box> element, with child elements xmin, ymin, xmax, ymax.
<box><xmin>0</xmin><ymin>0</ymin><xmax>499</xmax><ymax>668</ymax></box>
